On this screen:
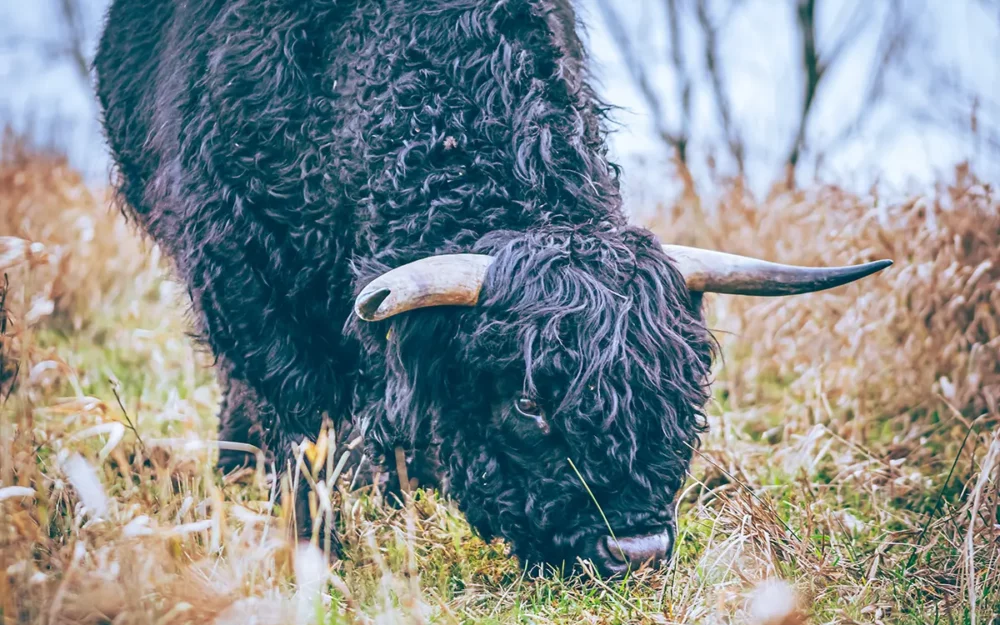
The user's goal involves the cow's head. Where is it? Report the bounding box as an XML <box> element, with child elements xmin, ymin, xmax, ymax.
<box><xmin>353</xmin><ymin>226</ymin><xmax>890</xmax><ymax>577</ymax></box>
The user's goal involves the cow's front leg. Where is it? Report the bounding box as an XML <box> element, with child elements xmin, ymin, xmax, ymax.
<box><xmin>216</xmin><ymin>363</ymin><xmax>269</xmax><ymax>475</ymax></box>
<box><xmin>211</xmin><ymin>364</ymin><xmax>323</xmax><ymax>543</ymax></box>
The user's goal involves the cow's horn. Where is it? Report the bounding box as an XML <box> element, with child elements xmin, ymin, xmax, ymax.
<box><xmin>353</xmin><ymin>246</ymin><xmax>893</xmax><ymax>322</ymax></box>
<box><xmin>661</xmin><ymin>244</ymin><xmax>892</xmax><ymax>295</ymax></box>
<box><xmin>354</xmin><ymin>254</ymin><xmax>495</xmax><ymax>321</ymax></box>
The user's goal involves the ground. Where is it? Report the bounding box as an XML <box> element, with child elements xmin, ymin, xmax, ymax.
<box><xmin>1</xmin><ymin>142</ymin><xmax>998</xmax><ymax>624</ymax></box>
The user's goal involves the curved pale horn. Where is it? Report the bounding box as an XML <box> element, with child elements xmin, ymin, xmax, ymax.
<box><xmin>661</xmin><ymin>244</ymin><xmax>892</xmax><ymax>295</ymax></box>
<box><xmin>354</xmin><ymin>254</ymin><xmax>495</xmax><ymax>321</ymax></box>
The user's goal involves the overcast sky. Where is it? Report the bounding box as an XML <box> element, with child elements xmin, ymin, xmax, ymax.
<box><xmin>1</xmin><ymin>0</ymin><xmax>997</xmax><ymax>210</ymax></box>
<box><xmin>577</xmin><ymin>0</ymin><xmax>999</xmax><ymax>207</ymax></box>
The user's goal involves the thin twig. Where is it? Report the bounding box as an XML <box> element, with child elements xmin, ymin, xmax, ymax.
<box><xmin>818</xmin><ymin>0</ymin><xmax>912</xmax><ymax>160</ymax></box>
<box><xmin>694</xmin><ymin>0</ymin><xmax>745</xmax><ymax>174</ymax></box>
<box><xmin>905</xmin><ymin>412</ymin><xmax>979</xmax><ymax>570</ymax></box>
<box><xmin>592</xmin><ymin>0</ymin><xmax>689</xmax><ymax>159</ymax></box>
<box><xmin>0</xmin><ymin>274</ymin><xmax>20</xmax><ymax>409</ymax></box>
<box><xmin>665</xmin><ymin>0</ymin><xmax>692</xmax><ymax>164</ymax></box>
<box><xmin>964</xmin><ymin>429</ymin><xmax>1000</xmax><ymax>625</ymax></box>
<box><xmin>395</xmin><ymin>446</ymin><xmax>411</xmax><ymax>496</ymax></box>
<box><xmin>110</xmin><ymin>379</ymin><xmax>145</xmax><ymax>450</ymax></box>
<box><xmin>56</xmin><ymin>0</ymin><xmax>91</xmax><ymax>83</ymax></box>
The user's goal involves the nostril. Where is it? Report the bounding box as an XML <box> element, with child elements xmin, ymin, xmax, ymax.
<box><xmin>603</xmin><ymin>535</ymin><xmax>628</xmax><ymax>564</ymax></box>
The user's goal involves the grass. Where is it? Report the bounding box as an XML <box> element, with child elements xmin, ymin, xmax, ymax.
<box><xmin>1</xmin><ymin>137</ymin><xmax>999</xmax><ymax>624</ymax></box>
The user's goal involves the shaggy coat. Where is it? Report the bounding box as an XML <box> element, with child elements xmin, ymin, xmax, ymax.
<box><xmin>94</xmin><ymin>0</ymin><xmax>715</xmax><ymax>573</ymax></box>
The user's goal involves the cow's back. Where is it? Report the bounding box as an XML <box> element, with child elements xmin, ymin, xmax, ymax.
<box><xmin>95</xmin><ymin>0</ymin><xmax>361</xmax><ymax>257</ymax></box>
<box><xmin>95</xmin><ymin>0</ymin><xmax>616</xmax><ymax>268</ymax></box>
<box><xmin>93</xmin><ymin>0</ymin><xmax>622</xmax><ymax>437</ymax></box>
<box><xmin>95</xmin><ymin>0</ymin><xmax>370</xmax><ymax>430</ymax></box>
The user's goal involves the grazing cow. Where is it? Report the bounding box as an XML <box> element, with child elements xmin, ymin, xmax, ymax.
<box><xmin>93</xmin><ymin>0</ymin><xmax>890</xmax><ymax>576</ymax></box>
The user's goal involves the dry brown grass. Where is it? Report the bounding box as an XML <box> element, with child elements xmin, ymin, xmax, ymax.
<box><xmin>0</xmin><ymin>133</ymin><xmax>162</xmax><ymax>332</ymax></box>
<box><xmin>1</xmin><ymin>138</ymin><xmax>998</xmax><ymax>624</ymax></box>
<box><xmin>649</xmin><ymin>163</ymin><xmax>1000</xmax><ymax>620</ymax></box>
<box><xmin>652</xmin><ymin>165</ymin><xmax>999</xmax><ymax>423</ymax></box>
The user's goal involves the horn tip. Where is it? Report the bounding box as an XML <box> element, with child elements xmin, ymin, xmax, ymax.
<box><xmin>828</xmin><ymin>258</ymin><xmax>893</xmax><ymax>290</ymax></box>
<box><xmin>355</xmin><ymin>287</ymin><xmax>392</xmax><ymax>321</ymax></box>
<box><xmin>868</xmin><ymin>259</ymin><xmax>893</xmax><ymax>273</ymax></box>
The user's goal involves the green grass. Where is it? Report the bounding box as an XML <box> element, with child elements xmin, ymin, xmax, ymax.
<box><xmin>4</xmin><ymin>294</ymin><xmax>996</xmax><ymax>624</ymax></box>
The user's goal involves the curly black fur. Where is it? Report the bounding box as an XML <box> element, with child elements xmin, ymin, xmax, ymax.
<box><xmin>94</xmin><ymin>0</ymin><xmax>716</xmax><ymax>575</ymax></box>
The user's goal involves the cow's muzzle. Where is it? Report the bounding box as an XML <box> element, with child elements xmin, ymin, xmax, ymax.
<box><xmin>593</xmin><ymin>528</ymin><xmax>674</xmax><ymax>576</ymax></box>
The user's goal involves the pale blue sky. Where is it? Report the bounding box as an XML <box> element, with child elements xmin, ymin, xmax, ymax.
<box><xmin>1</xmin><ymin>1</ymin><xmax>997</xmax><ymax>210</ymax></box>
<box><xmin>576</xmin><ymin>0</ymin><xmax>999</xmax><ymax>207</ymax></box>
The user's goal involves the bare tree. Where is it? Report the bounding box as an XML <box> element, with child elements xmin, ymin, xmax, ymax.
<box><xmin>591</xmin><ymin>0</ymin><xmax>936</xmax><ymax>188</ymax></box>
<box><xmin>813</xmin><ymin>0</ymin><xmax>912</xmax><ymax>161</ymax></box>
<box><xmin>593</xmin><ymin>0</ymin><xmax>694</xmax><ymax>164</ymax></box>
<box><xmin>784</xmin><ymin>0</ymin><xmax>918</xmax><ymax>185</ymax></box>
<box><xmin>0</xmin><ymin>0</ymin><xmax>93</xmax><ymax>86</ymax></box>
<box><xmin>56</xmin><ymin>0</ymin><xmax>92</xmax><ymax>83</ymax></box>
<box><xmin>784</xmin><ymin>0</ymin><xmax>821</xmax><ymax>182</ymax></box>
<box><xmin>694</xmin><ymin>0</ymin><xmax>745</xmax><ymax>175</ymax></box>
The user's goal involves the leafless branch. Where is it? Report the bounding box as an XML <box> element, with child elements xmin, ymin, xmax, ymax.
<box><xmin>821</xmin><ymin>1</ymin><xmax>874</xmax><ymax>73</ymax></box>
<box><xmin>907</xmin><ymin>67</ymin><xmax>1000</xmax><ymax>156</ymax></box>
<box><xmin>665</xmin><ymin>0</ymin><xmax>692</xmax><ymax>164</ymax></box>
<box><xmin>1</xmin><ymin>0</ymin><xmax>92</xmax><ymax>84</ymax></box>
<box><xmin>0</xmin><ymin>36</ymin><xmax>81</xmax><ymax>62</ymax></box>
<box><xmin>694</xmin><ymin>0</ymin><xmax>746</xmax><ymax>175</ymax></box>
<box><xmin>785</xmin><ymin>0</ymin><xmax>824</xmax><ymax>183</ymax></box>
<box><xmin>818</xmin><ymin>0</ymin><xmax>914</xmax><ymax>157</ymax></box>
<box><xmin>717</xmin><ymin>0</ymin><xmax>749</xmax><ymax>30</ymax></box>
<box><xmin>57</xmin><ymin>0</ymin><xmax>91</xmax><ymax>82</ymax></box>
<box><xmin>592</xmin><ymin>0</ymin><xmax>690</xmax><ymax>161</ymax></box>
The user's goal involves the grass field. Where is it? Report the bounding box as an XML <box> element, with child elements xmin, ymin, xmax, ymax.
<box><xmin>1</xmin><ymin>138</ymin><xmax>999</xmax><ymax>624</ymax></box>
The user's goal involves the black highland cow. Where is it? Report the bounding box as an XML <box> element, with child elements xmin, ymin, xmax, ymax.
<box><xmin>94</xmin><ymin>0</ymin><xmax>890</xmax><ymax>576</ymax></box>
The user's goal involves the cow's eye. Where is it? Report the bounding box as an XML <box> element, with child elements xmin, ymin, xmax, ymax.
<box><xmin>514</xmin><ymin>396</ymin><xmax>551</xmax><ymax>435</ymax></box>
<box><xmin>515</xmin><ymin>396</ymin><xmax>541</xmax><ymax>418</ymax></box>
